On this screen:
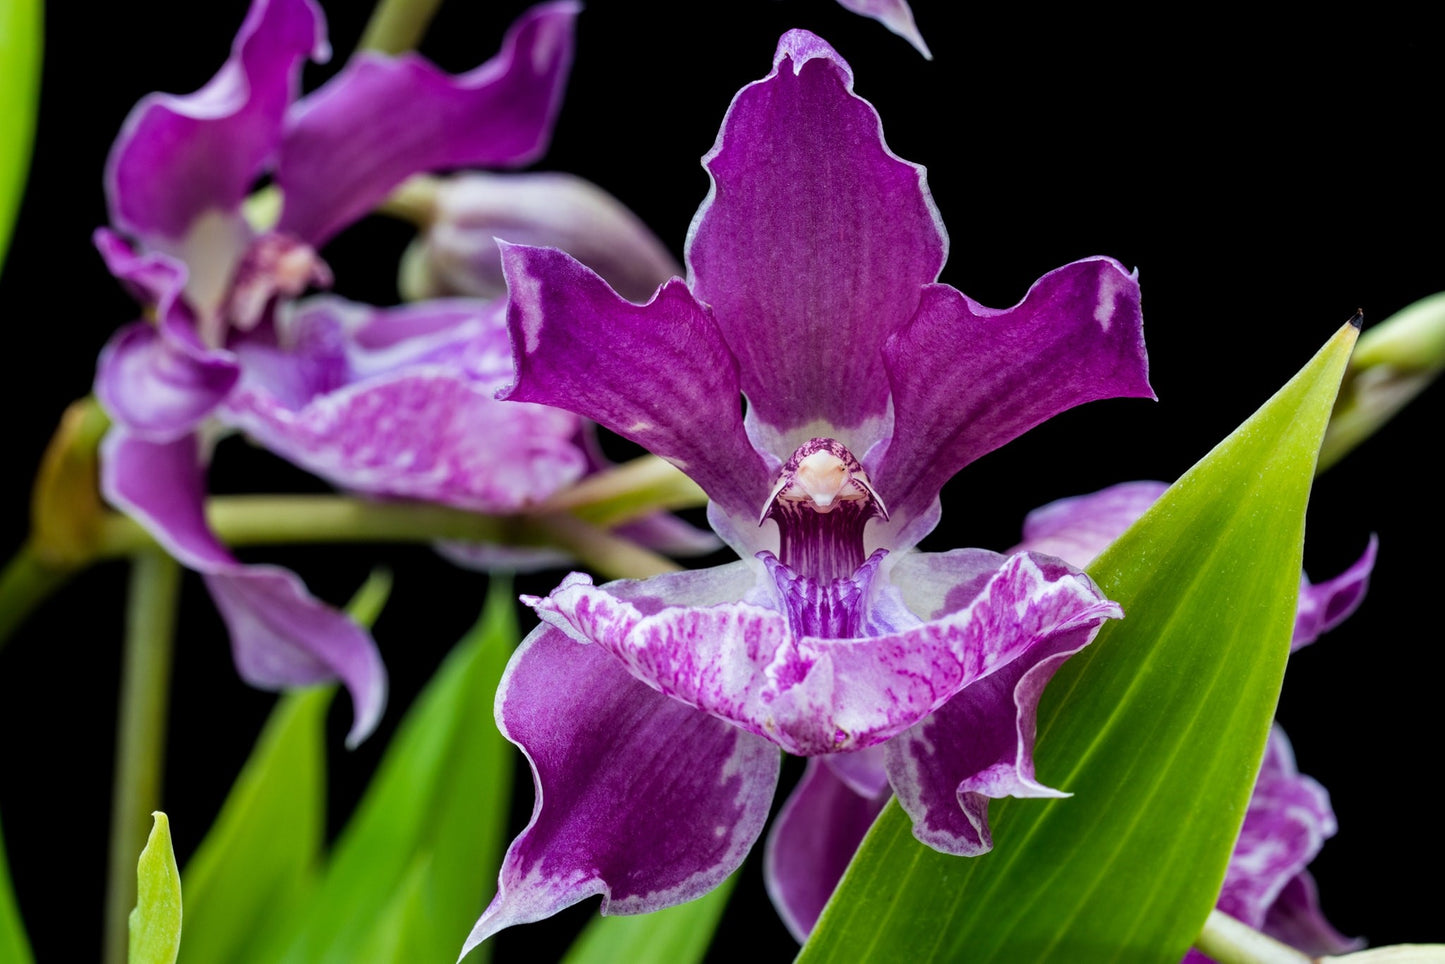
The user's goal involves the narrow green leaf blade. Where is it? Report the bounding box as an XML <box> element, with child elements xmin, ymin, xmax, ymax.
<box><xmin>129</xmin><ymin>812</ymin><xmax>182</xmax><ymax>964</ymax></box>
<box><xmin>802</xmin><ymin>322</ymin><xmax>1358</xmax><ymax>963</ymax></box>
<box><xmin>176</xmin><ymin>687</ymin><xmax>331</xmax><ymax>964</ymax></box>
<box><xmin>0</xmin><ymin>0</ymin><xmax>41</xmax><ymax>271</ymax></box>
<box><xmin>561</xmin><ymin>872</ymin><xmax>737</xmax><ymax>964</ymax></box>
<box><xmin>0</xmin><ymin>812</ymin><xmax>34</xmax><ymax>964</ymax></box>
<box><xmin>266</xmin><ymin>577</ymin><xmax>519</xmax><ymax>964</ymax></box>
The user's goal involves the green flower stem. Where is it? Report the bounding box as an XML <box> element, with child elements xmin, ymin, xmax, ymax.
<box><xmin>358</xmin><ymin>0</ymin><xmax>445</xmax><ymax>55</ymax></box>
<box><xmin>1193</xmin><ymin>910</ymin><xmax>1312</xmax><ymax>964</ymax></box>
<box><xmin>103</xmin><ymin>550</ymin><xmax>182</xmax><ymax>964</ymax></box>
<box><xmin>0</xmin><ymin>542</ymin><xmax>76</xmax><ymax>656</ymax></box>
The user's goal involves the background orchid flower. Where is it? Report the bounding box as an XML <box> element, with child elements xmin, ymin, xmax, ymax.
<box><xmin>834</xmin><ymin>0</ymin><xmax>931</xmax><ymax>58</ymax></box>
<box><xmin>463</xmin><ymin>29</ymin><xmax>1153</xmax><ymax>952</ymax></box>
<box><xmin>90</xmin><ymin>0</ymin><xmax>580</xmax><ymax>744</ymax></box>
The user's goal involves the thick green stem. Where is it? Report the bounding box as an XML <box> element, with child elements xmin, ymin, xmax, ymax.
<box><xmin>1193</xmin><ymin>910</ymin><xmax>1312</xmax><ymax>964</ymax></box>
<box><xmin>0</xmin><ymin>542</ymin><xmax>75</xmax><ymax>655</ymax></box>
<box><xmin>357</xmin><ymin>0</ymin><xmax>445</xmax><ymax>54</ymax></box>
<box><xmin>103</xmin><ymin>550</ymin><xmax>181</xmax><ymax>964</ymax></box>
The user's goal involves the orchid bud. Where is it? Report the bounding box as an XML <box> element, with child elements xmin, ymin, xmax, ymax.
<box><xmin>1319</xmin><ymin>292</ymin><xmax>1445</xmax><ymax>470</ymax></box>
<box><xmin>398</xmin><ymin>171</ymin><xmax>681</xmax><ymax>305</ymax></box>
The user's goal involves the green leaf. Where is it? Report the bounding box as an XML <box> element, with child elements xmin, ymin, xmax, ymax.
<box><xmin>0</xmin><ymin>812</ymin><xmax>34</xmax><ymax>964</ymax></box>
<box><xmin>130</xmin><ymin>812</ymin><xmax>182</xmax><ymax>964</ymax></box>
<box><xmin>263</xmin><ymin>577</ymin><xmax>519</xmax><ymax>964</ymax></box>
<box><xmin>561</xmin><ymin>872</ymin><xmax>738</xmax><ymax>964</ymax></box>
<box><xmin>801</xmin><ymin>322</ymin><xmax>1359</xmax><ymax>963</ymax></box>
<box><xmin>0</xmin><ymin>0</ymin><xmax>42</xmax><ymax>271</ymax></box>
<box><xmin>176</xmin><ymin>687</ymin><xmax>331</xmax><ymax>964</ymax></box>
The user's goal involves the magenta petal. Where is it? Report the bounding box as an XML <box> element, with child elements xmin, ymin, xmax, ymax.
<box><xmin>877</xmin><ymin>261</ymin><xmax>1153</xmax><ymax>534</ymax></box>
<box><xmin>276</xmin><ymin>1</ymin><xmax>578</xmax><ymax>245</ymax></box>
<box><xmin>100</xmin><ymin>429</ymin><xmax>386</xmax><ymax>745</ymax></box>
<box><xmin>1261</xmin><ymin>872</ymin><xmax>1364</xmax><ymax>957</ymax></box>
<box><xmin>529</xmin><ymin>553</ymin><xmax>1119</xmax><ymax>756</ymax></box>
<box><xmin>501</xmin><ymin>242</ymin><xmax>771</xmax><ymax>521</ymax></box>
<box><xmin>686</xmin><ymin>30</ymin><xmax>946</xmax><ymax>443</ymax></box>
<box><xmin>835</xmin><ymin>0</ymin><xmax>932</xmax><ymax>58</ymax></box>
<box><xmin>95</xmin><ymin>321</ymin><xmax>240</xmax><ymax>441</ymax></box>
<box><xmin>465</xmin><ymin>624</ymin><xmax>780</xmax><ymax>951</ymax></box>
<box><xmin>764</xmin><ymin>758</ymin><xmax>889</xmax><ymax>943</ymax></box>
<box><xmin>1011</xmin><ymin>481</ymin><xmax>1168</xmax><ymax>565</ymax></box>
<box><xmin>1293</xmin><ymin>535</ymin><xmax>1376</xmax><ymax>650</ymax></box>
<box><xmin>221</xmin><ymin>297</ymin><xmax>585</xmax><ymax>511</ymax></box>
<box><xmin>105</xmin><ymin>0</ymin><xmax>326</xmax><ymax>241</ymax></box>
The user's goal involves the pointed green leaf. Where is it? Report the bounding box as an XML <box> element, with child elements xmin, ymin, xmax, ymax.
<box><xmin>265</xmin><ymin>578</ymin><xmax>518</xmax><ymax>964</ymax></box>
<box><xmin>176</xmin><ymin>687</ymin><xmax>331</xmax><ymax>964</ymax></box>
<box><xmin>802</xmin><ymin>322</ymin><xmax>1359</xmax><ymax>963</ymax></box>
<box><xmin>0</xmin><ymin>0</ymin><xmax>41</xmax><ymax>272</ymax></box>
<box><xmin>130</xmin><ymin>812</ymin><xmax>182</xmax><ymax>964</ymax></box>
<box><xmin>561</xmin><ymin>871</ymin><xmax>738</xmax><ymax>964</ymax></box>
<box><xmin>0</xmin><ymin>812</ymin><xmax>34</xmax><ymax>964</ymax></box>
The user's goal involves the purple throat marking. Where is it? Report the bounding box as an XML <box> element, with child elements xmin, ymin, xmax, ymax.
<box><xmin>759</xmin><ymin>438</ymin><xmax>889</xmax><ymax>638</ymax></box>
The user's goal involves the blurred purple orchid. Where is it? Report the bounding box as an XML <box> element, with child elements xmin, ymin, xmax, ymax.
<box><xmin>92</xmin><ymin>0</ymin><xmax>580</xmax><ymax>744</ymax></box>
<box><xmin>464</xmin><ymin>31</ymin><xmax>1152</xmax><ymax>950</ymax></box>
<box><xmin>767</xmin><ymin>481</ymin><xmax>1374</xmax><ymax>952</ymax></box>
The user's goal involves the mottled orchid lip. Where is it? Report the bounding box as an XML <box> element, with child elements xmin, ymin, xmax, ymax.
<box><xmin>759</xmin><ymin>437</ymin><xmax>888</xmax><ymax>525</ymax></box>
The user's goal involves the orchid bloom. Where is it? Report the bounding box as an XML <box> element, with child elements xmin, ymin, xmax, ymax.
<box><xmin>463</xmin><ymin>31</ymin><xmax>1153</xmax><ymax>951</ymax></box>
<box><xmin>92</xmin><ymin>0</ymin><xmax>580</xmax><ymax>744</ymax></box>
<box><xmin>769</xmin><ymin>481</ymin><xmax>1375</xmax><ymax>950</ymax></box>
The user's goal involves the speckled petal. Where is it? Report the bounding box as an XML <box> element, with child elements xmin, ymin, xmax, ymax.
<box><xmin>876</xmin><ymin>261</ymin><xmax>1153</xmax><ymax>543</ymax></box>
<box><xmin>220</xmin><ymin>296</ymin><xmax>585</xmax><ymax>511</ymax></box>
<box><xmin>464</xmin><ymin>621</ymin><xmax>780</xmax><ymax>952</ymax></box>
<box><xmin>277</xmin><ymin>2</ymin><xmax>578</xmax><ymax>246</ymax></box>
<box><xmin>764</xmin><ymin>758</ymin><xmax>889</xmax><ymax>943</ymax></box>
<box><xmin>500</xmin><ymin>242</ymin><xmax>771</xmax><ymax>522</ymax></box>
<box><xmin>685</xmin><ymin>30</ymin><xmax>946</xmax><ymax>449</ymax></box>
<box><xmin>105</xmin><ymin>0</ymin><xmax>326</xmax><ymax>242</ymax></box>
<box><xmin>835</xmin><ymin>0</ymin><xmax>932</xmax><ymax>58</ymax></box>
<box><xmin>100</xmin><ymin>429</ymin><xmax>386</xmax><ymax>745</ymax></box>
<box><xmin>528</xmin><ymin>553</ymin><xmax>1119</xmax><ymax>756</ymax></box>
<box><xmin>1294</xmin><ymin>535</ymin><xmax>1376</xmax><ymax>650</ymax></box>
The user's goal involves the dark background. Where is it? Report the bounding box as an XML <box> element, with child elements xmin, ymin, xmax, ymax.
<box><xmin>1</xmin><ymin>1</ymin><xmax>1440</xmax><ymax>960</ymax></box>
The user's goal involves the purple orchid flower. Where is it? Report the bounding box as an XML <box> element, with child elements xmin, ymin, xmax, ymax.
<box><xmin>835</xmin><ymin>0</ymin><xmax>931</xmax><ymax>58</ymax></box>
<box><xmin>92</xmin><ymin>0</ymin><xmax>580</xmax><ymax>744</ymax></box>
<box><xmin>767</xmin><ymin>480</ymin><xmax>1374</xmax><ymax>951</ymax></box>
<box><xmin>462</xmin><ymin>31</ymin><xmax>1152</xmax><ymax>951</ymax></box>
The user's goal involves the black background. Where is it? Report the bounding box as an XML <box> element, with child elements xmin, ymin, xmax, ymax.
<box><xmin>1</xmin><ymin>1</ymin><xmax>1440</xmax><ymax>960</ymax></box>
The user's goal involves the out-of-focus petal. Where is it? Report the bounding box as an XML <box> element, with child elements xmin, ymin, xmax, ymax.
<box><xmin>1261</xmin><ymin>872</ymin><xmax>1364</xmax><ymax>957</ymax></box>
<box><xmin>464</xmin><ymin>623</ymin><xmax>780</xmax><ymax>951</ymax></box>
<box><xmin>528</xmin><ymin>553</ymin><xmax>1119</xmax><ymax>756</ymax></box>
<box><xmin>764</xmin><ymin>758</ymin><xmax>888</xmax><ymax>943</ymax></box>
<box><xmin>277</xmin><ymin>2</ymin><xmax>579</xmax><ymax>246</ymax></box>
<box><xmin>876</xmin><ymin>261</ymin><xmax>1153</xmax><ymax>540</ymax></box>
<box><xmin>400</xmin><ymin>172</ymin><xmax>681</xmax><ymax>305</ymax></box>
<box><xmin>501</xmin><ymin>242</ymin><xmax>772</xmax><ymax>524</ymax></box>
<box><xmin>834</xmin><ymin>0</ymin><xmax>932</xmax><ymax>58</ymax></box>
<box><xmin>100</xmin><ymin>429</ymin><xmax>386</xmax><ymax>745</ymax></box>
<box><xmin>221</xmin><ymin>296</ymin><xmax>585</xmax><ymax>511</ymax></box>
<box><xmin>686</xmin><ymin>30</ymin><xmax>945</xmax><ymax>451</ymax></box>
<box><xmin>1294</xmin><ymin>535</ymin><xmax>1376</xmax><ymax>650</ymax></box>
<box><xmin>95</xmin><ymin>321</ymin><xmax>239</xmax><ymax>442</ymax></box>
<box><xmin>105</xmin><ymin>0</ymin><xmax>326</xmax><ymax>242</ymax></box>
<box><xmin>1011</xmin><ymin>480</ymin><xmax>1168</xmax><ymax>565</ymax></box>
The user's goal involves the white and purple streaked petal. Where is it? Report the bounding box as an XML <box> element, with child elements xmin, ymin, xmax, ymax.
<box><xmin>1012</xmin><ymin>480</ymin><xmax>1169</xmax><ymax>564</ymax></box>
<box><xmin>464</xmin><ymin>624</ymin><xmax>780</xmax><ymax>952</ymax></box>
<box><xmin>501</xmin><ymin>243</ymin><xmax>772</xmax><ymax>524</ymax></box>
<box><xmin>276</xmin><ymin>1</ymin><xmax>579</xmax><ymax>246</ymax></box>
<box><xmin>100</xmin><ymin>429</ymin><xmax>386</xmax><ymax>745</ymax></box>
<box><xmin>95</xmin><ymin>321</ymin><xmax>240</xmax><ymax>441</ymax></box>
<box><xmin>835</xmin><ymin>0</ymin><xmax>932</xmax><ymax>58</ymax></box>
<box><xmin>883</xmin><ymin>616</ymin><xmax>1101</xmax><ymax>856</ymax></box>
<box><xmin>877</xmin><ymin>262</ymin><xmax>1153</xmax><ymax>537</ymax></box>
<box><xmin>105</xmin><ymin>0</ymin><xmax>326</xmax><ymax>242</ymax></box>
<box><xmin>685</xmin><ymin>30</ymin><xmax>946</xmax><ymax>446</ymax></box>
<box><xmin>528</xmin><ymin>554</ymin><xmax>1119</xmax><ymax>756</ymax></box>
<box><xmin>1294</xmin><ymin>535</ymin><xmax>1376</xmax><ymax>650</ymax></box>
<box><xmin>401</xmin><ymin>171</ymin><xmax>682</xmax><ymax>305</ymax></box>
<box><xmin>764</xmin><ymin>757</ymin><xmax>889</xmax><ymax>944</ymax></box>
